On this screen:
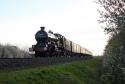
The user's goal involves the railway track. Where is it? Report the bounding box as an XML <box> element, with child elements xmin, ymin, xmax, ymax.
<box><xmin>0</xmin><ymin>56</ymin><xmax>92</xmax><ymax>71</ymax></box>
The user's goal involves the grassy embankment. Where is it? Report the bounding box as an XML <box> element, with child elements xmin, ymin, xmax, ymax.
<box><xmin>0</xmin><ymin>58</ymin><xmax>101</xmax><ymax>84</ymax></box>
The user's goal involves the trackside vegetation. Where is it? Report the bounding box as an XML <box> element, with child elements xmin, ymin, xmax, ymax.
<box><xmin>0</xmin><ymin>44</ymin><xmax>30</xmax><ymax>58</ymax></box>
<box><xmin>0</xmin><ymin>58</ymin><xmax>101</xmax><ymax>84</ymax></box>
<box><xmin>98</xmin><ymin>0</ymin><xmax>125</xmax><ymax>84</ymax></box>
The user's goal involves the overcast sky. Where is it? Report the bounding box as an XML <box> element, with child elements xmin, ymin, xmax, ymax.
<box><xmin>0</xmin><ymin>0</ymin><xmax>109</xmax><ymax>55</ymax></box>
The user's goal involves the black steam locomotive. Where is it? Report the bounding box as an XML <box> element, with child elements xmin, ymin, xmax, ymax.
<box><xmin>29</xmin><ymin>27</ymin><xmax>92</xmax><ymax>57</ymax></box>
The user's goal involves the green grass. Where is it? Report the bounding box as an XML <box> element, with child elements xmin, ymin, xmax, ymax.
<box><xmin>0</xmin><ymin>58</ymin><xmax>101</xmax><ymax>84</ymax></box>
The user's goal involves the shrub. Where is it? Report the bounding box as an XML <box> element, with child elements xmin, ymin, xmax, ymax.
<box><xmin>0</xmin><ymin>44</ymin><xmax>30</xmax><ymax>58</ymax></box>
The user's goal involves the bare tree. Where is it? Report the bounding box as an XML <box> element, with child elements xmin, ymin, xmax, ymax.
<box><xmin>98</xmin><ymin>0</ymin><xmax>125</xmax><ymax>35</ymax></box>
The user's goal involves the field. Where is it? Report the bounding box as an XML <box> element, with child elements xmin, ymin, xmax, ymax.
<box><xmin>0</xmin><ymin>58</ymin><xmax>101</xmax><ymax>84</ymax></box>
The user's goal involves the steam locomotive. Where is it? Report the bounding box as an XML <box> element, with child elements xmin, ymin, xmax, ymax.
<box><xmin>29</xmin><ymin>29</ymin><xmax>92</xmax><ymax>57</ymax></box>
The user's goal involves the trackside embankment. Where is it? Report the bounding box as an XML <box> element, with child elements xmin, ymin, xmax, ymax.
<box><xmin>0</xmin><ymin>58</ymin><xmax>101</xmax><ymax>84</ymax></box>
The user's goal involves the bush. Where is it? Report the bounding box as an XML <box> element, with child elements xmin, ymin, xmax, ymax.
<box><xmin>102</xmin><ymin>30</ymin><xmax>125</xmax><ymax>84</ymax></box>
<box><xmin>0</xmin><ymin>44</ymin><xmax>30</xmax><ymax>58</ymax></box>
